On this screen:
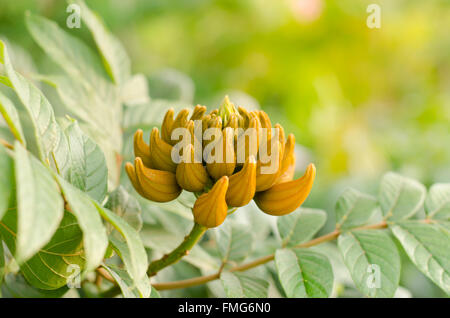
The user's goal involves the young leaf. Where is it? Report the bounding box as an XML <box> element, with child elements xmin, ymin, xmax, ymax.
<box><xmin>0</xmin><ymin>91</ymin><xmax>25</xmax><ymax>145</ymax></box>
<box><xmin>215</xmin><ymin>221</ymin><xmax>253</xmax><ymax>264</ymax></box>
<box><xmin>0</xmin><ymin>41</ymin><xmax>61</xmax><ymax>162</ymax></box>
<box><xmin>277</xmin><ymin>208</ymin><xmax>327</xmax><ymax>247</ymax></box>
<box><xmin>220</xmin><ymin>271</ymin><xmax>269</xmax><ymax>298</ymax></box>
<box><xmin>105</xmin><ymin>186</ymin><xmax>143</xmax><ymax>232</ymax></box>
<box><xmin>13</xmin><ymin>142</ymin><xmax>64</xmax><ymax>262</ymax></box>
<box><xmin>56</xmin><ymin>176</ymin><xmax>108</xmax><ymax>272</ymax></box>
<box><xmin>102</xmin><ymin>264</ymin><xmax>152</xmax><ymax>298</ymax></box>
<box><xmin>96</xmin><ymin>205</ymin><xmax>148</xmax><ymax>282</ymax></box>
<box><xmin>335</xmin><ymin>188</ymin><xmax>377</xmax><ymax>230</ymax></box>
<box><xmin>73</xmin><ymin>0</ymin><xmax>131</xmax><ymax>86</ymax></box>
<box><xmin>63</xmin><ymin>121</ymin><xmax>108</xmax><ymax>203</ymax></box>
<box><xmin>0</xmin><ymin>144</ymin><xmax>13</xmax><ymax>220</ymax></box>
<box><xmin>0</xmin><ymin>208</ymin><xmax>85</xmax><ymax>290</ymax></box>
<box><xmin>338</xmin><ymin>229</ymin><xmax>400</xmax><ymax>297</ymax></box>
<box><xmin>390</xmin><ymin>221</ymin><xmax>450</xmax><ymax>295</ymax></box>
<box><xmin>379</xmin><ymin>172</ymin><xmax>426</xmax><ymax>221</ymax></box>
<box><xmin>425</xmin><ymin>183</ymin><xmax>450</xmax><ymax>220</ymax></box>
<box><xmin>275</xmin><ymin>249</ymin><xmax>333</xmax><ymax>298</ymax></box>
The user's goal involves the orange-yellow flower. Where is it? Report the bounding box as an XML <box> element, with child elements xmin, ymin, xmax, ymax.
<box><xmin>126</xmin><ymin>96</ymin><xmax>316</xmax><ymax>228</ymax></box>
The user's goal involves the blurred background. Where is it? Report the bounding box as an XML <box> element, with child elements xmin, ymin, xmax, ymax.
<box><xmin>0</xmin><ymin>0</ymin><xmax>448</xmax><ymax>297</ymax></box>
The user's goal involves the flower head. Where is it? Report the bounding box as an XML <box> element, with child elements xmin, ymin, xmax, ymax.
<box><xmin>126</xmin><ymin>96</ymin><xmax>316</xmax><ymax>228</ymax></box>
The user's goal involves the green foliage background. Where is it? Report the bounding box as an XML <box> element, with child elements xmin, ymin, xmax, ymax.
<box><xmin>0</xmin><ymin>0</ymin><xmax>449</xmax><ymax>298</ymax></box>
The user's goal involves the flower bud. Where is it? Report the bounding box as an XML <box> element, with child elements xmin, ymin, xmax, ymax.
<box><xmin>167</xmin><ymin>108</ymin><xmax>190</xmax><ymax>145</ymax></box>
<box><xmin>149</xmin><ymin>127</ymin><xmax>177</xmax><ymax>173</ymax></box>
<box><xmin>176</xmin><ymin>144</ymin><xmax>210</xmax><ymax>192</ymax></box>
<box><xmin>190</xmin><ymin>105</ymin><xmax>207</xmax><ymax>121</ymax></box>
<box><xmin>226</xmin><ymin>155</ymin><xmax>257</xmax><ymax>207</ymax></box>
<box><xmin>125</xmin><ymin>162</ymin><xmax>146</xmax><ymax>197</ymax></box>
<box><xmin>134</xmin><ymin>157</ymin><xmax>181</xmax><ymax>202</ymax></box>
<box><xmin>193</xmin><ymin>176</ymin><xmax>229</xmax><ymax>228</ymax></box>
<box><xmin>206</xmin><ymin>127</ymin><xmax>236</xmax><ymax>180</ymax></box>
<box><xmin>133</xmin><ymin>129</ymin><xmax>153</xmax><ymax>168</ymax></box>
<box><xmin>255</xmin><ymin>141</ymin><xmax>283</xmax><ymax>191</ymax></box>
<box><xmin>161</xmin><ymin>108</ymin><xmax>175</xmax><ymax>145</ymax></box>
<box><xmin>254</xmin><ymin>163</ymin><xmax>316</xmax><ymax>216</ymax></box>
<box><xmin>275</xmin><ymin>133</ymin><xmax>295</xmax><ymax>184</ymax></box>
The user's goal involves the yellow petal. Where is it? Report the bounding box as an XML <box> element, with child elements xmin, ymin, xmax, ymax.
<box><xmin>254</xmin><ymin>163</ymin><xmax>316</xmax><ymax>216</ymax></box>
<box><xmin>134</xmin><ymin>157</ymin><xmax>181</xmax><ymax>202</ymax></box>
<box><xmin>133</xmin><ymin>129</ymin><xmax>153</xmax><ymax>168</ymax></box>
<box><xmin>190</xmin><ymin>105</ymin><xmax>207</xmax><ymax>121</ymax></box>
<box><xmin>277</xmin><ymin>153</ymin><xmax>295</xmax><ymax>184</ymax></box>
<box><xmin>236</xmin><ymin>116</ymin><xmax>259</xmax><ymax>165</ymax></box>
<box><xmin>193</xmin><ymin>176</ymin><xmax>229</xmax><ymax>228</ymax></box>
<box><xmin>206</xmin><ymin>127</ymin><xmax>236</xmax><ymax>180</ymax></box>
<box><xmin>226</xmin><ymin>155</ymin><xmax>257</xmax><ymax>207</ymax></box>
<box><xmin>275</xmin><ymin>133</ymin><xmax>295</xmax><ymax>184</ymax></box>
<box><xmin>166</xmin><ymin>108</ymin><xmax>190</xmax><ymax>145</ymax></box>
<box><xmin>149</xmin><ymin>127</ymin><xmax>177</xmax><ymax>173</ymax></box>
<box><xmin>125</xmin><ymin>162</ymin><xmax>146</xmax><ymax>197</ymax></box>
<box><xmin>255</xmin><ymin>141</ymin><xmax>283</xmax><ymax>192</ymax></box>
<box><xmin>161</xmin><ymin>108</ymin><xmax>174</xmax><ymax>145</ymax></box>
<box><xmin>176</xmin><ymin>144</ymin><xmax>210</xmax><ymax>192</ymax></box>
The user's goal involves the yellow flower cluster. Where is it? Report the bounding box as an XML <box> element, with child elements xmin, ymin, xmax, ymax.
<box><xmin>126</xmin><ymin>97</ymin><xmax>316</xmax><ymax>228</ymax></box>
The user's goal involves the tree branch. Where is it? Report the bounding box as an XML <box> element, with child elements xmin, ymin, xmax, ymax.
<box><xmin>151</xmin><ymin>221</ymin><xmax>387</xmax><ymax>291</ymax></box>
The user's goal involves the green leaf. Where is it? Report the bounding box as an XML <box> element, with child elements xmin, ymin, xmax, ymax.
<box><xmin>102</xmin><ymin>264</ymin><xmax>151</xmax><ymax>298</ymax></box>
<box><xmin>25</xmin><ymin>13</ymin><xmax>111</xmax><ymax>93</ymax></box>
<box><xmin>74</xmin><ymin>0</ymin><xmax>131</xmax><ymax>86</ymax></box>
<box><xmin>121</xmin><ymin>74</ymin><xmax>150</xmax><ymax>105</ymax></box>
<box><xmin>0</xmin><ymin>90</ymin><xmax>25</xmax><ymax>145</ymax></box>
<box><xmin>0</xmin><ymin>75</ymin><xmax>12</xmax><ymax>87</ymax></box>
<box><xmin>335</xmin><ymin>188</ymin><xmax>378</xmax><ymax>230</ymax></box>
<box><xmin>0</xmin><ymin>208</ymin><xmax>85</xmax><ymax>290</ymax></box>
<box><xmin>277</xmin><ymin>208</ymin><xmax>327</xmax><ymax>247</ymax></box>
<box><xmin>96</xmin><ymin>205</ymin><xmax>148</xmax><ymax>282</ymax></box>
<box><xmin>379</xmin><ymin>172</ymin><xmax>426</xmax><ymax>221</ymax></box>
<box><xmin>0</xmin><ymin>40</ymin><xmax>61</xmax><ymax>162</ymax></box>
<box><xmin>63</xmin><ymin>120</ymin><xmax>108</xmax><ymax>202</ymax></box>
<box><xmin>425</xmin><ymin>183</ymin><xmax>450</xmax><ymax>220</ymax></box>
<box><xmin>105</xmin><ymin>186</ymin><xmax>143</xmax><ymax>233</ymax></box>
<box><xmin>220</xmin><ymin>271</ymin><xmax>269</xmax><ymax>298</ymax></box>
<box><xmin>0</xmin><ymin>238</ymin><xmax>4</xmax><ymax>285</ymax></box>
<box><xmin>148</xmin><ymin>69</ymin><xmax>194</xmax><ymax>103</ymax></box>
<box><xmin>1</xmin><ymin>273</ymin><xmax>68</xmax><ymax>298</ymax></box>
<box><xmin>337</xmin><ymin>229</ymin><xmax>400</xmax><ymax>297</ymax></box>
<box><xmin>390</xmin><ymin>221</ymin><xmax>450</xmax><ymax>294</ymax></box>
<box><xmin>215</xmin><ymin>221</ymin><xmax>252</xmax><ymax>264</ymax></box>
<box><xmin>56</xmin><ymin>176</ymin><xmax>108</xmax><ymax>272</ymax></box>
<box><xmin>0</xmin><ymin>144</ymin><xmax>13</xmax><ymax>220</ymax></box>
<box><xmin>13</xmin><ymin>142</ymin><xmax>64</xmax><ymax>262</ymax></box>
<box><xmin>26</xmin><ymin>14</ymin><xmax>122</xmax><ymax>184</ymax></box>
<box><xmin>275</xmin><ymin>248</ymin><xmax>333</xmax><ymax>298</ymax></box>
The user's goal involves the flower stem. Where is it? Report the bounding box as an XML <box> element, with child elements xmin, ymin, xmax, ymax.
<box><xmin>147</xmin><ymin>222</ymin><xmax>207</xmax><ymax>276</ymax></box>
